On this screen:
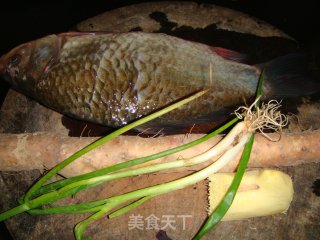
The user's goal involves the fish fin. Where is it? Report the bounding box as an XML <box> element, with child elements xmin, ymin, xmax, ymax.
<box><xmin>210</xmin><ymin>47</ymin><xmax>248</xmax><ymax>63</ymax></box>
<box><xmin>133</xmin><ymin>110</ymin><xmax>235</xmax><ymax>135</ymax></box>
<box><xmin>133</xmin><ymin>118</ymin><xmax>194</xmax><ymax>135</ymax></box>
<box><xmin>261</xmin><ymin>53</ymin><xmax>320</xmax><ymax>98</ymax></box>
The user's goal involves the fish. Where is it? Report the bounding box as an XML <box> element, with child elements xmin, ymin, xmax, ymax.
<box><xmin>0</xmin><ymin>32</ymin><xmax>318</xmax><ymax>130</ymax></box>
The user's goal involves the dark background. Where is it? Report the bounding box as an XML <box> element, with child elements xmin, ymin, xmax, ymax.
<box><xmin>0</xmin><ymin>0</ymin><xmax>319</xmax><ymax>238</ymax></box>
<box><xmin>0</xmin><ymin>0</ymin><xmax>319</xmax><ymax>53</ymax></box>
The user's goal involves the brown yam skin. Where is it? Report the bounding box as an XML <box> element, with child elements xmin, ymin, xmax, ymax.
<box><xmin>0</xmin><ymin>130</ymin><xmax>319</xmax><ymax>177</ymax></box>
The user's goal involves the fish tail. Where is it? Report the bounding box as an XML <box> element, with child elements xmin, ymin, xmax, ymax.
<box><xmin>260</xmin><ymin>53</ymin><xmax>320</xmax><ymax>98</ymax></box>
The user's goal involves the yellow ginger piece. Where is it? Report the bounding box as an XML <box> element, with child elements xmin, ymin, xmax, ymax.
<box><xmin>208</xmin><ymin>169</ymin><xmax>293</xmax><ymax>221</ymax></box>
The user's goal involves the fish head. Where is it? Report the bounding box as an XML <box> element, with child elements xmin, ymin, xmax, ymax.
<box><xmin>0</xmin><ymin>34</ymin><xmax>60</xmax><ymax>95</ymax></box>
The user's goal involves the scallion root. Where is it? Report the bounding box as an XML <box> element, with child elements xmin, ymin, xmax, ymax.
<box><xmin>235</xmin><ymin>98</ymin><xmax>288</xmax><ymax>141</ymax></box>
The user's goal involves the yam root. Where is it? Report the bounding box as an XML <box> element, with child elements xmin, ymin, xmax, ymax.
<box><xmin>0</xmin><ymin>130</ymin><xmax>319</xmax><ymax>177</ymax></box>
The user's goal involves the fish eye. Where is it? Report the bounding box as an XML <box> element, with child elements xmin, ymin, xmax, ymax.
<box><xmin>8</xmin><ymin>54</ymin><xmax>21</xmax><ymax>66</ymax></box>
